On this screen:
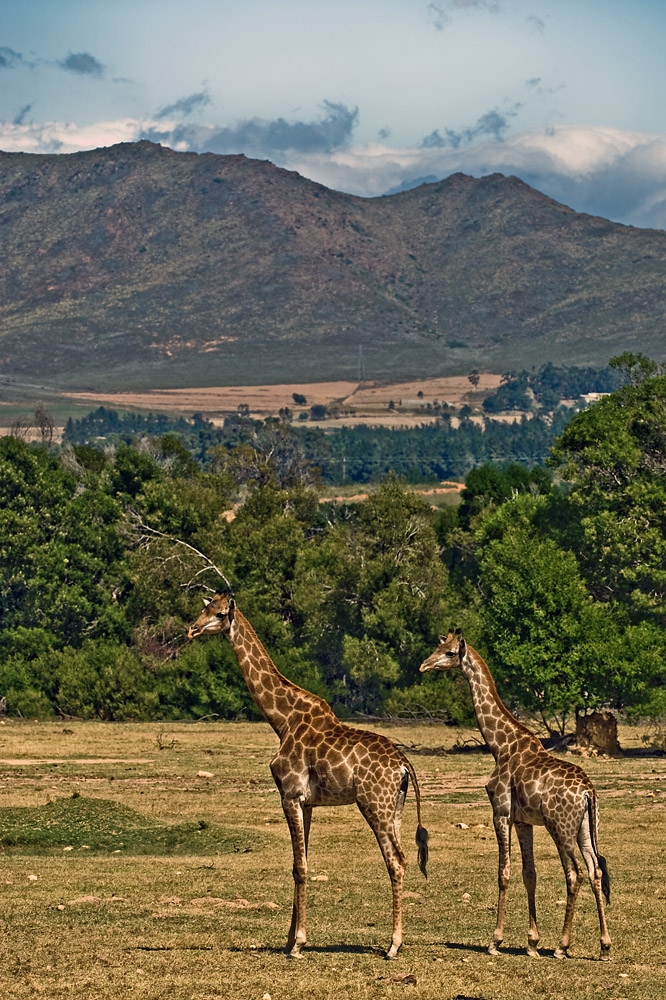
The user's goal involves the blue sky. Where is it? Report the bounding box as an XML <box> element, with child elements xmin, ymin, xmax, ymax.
<box><xmin>3</xmin><ymin>0</ymin><xmax>666</xmax><ymax>227</ymax></box>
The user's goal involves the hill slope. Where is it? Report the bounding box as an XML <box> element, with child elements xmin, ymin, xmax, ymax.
<box><xmin>1</xmin><ymin>141</ymin><xmax>665</xmax><ymax>388</ymax></box>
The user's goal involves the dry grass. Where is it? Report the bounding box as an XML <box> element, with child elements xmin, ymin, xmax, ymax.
<box><xmin>0</xmin><ymin>719</ymin><xmax>664</xmax><ymax>999</ymax></box>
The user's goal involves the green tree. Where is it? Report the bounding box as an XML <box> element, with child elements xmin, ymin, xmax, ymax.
<box><xmin>551</xmin><ymin>358</ymin><xmax>666</xmax><ymax>623</ymax></box>
<box><xmin>292</xmin><ymin>478</ymin><xmax>448</xmax><ymax>711</ymax></box>
<box><xmin>473</xmin><ymin>495</ymin><xmax>615</xmax><ymax>732</ymax></box>
<box><xmin>0</xmin><ymin>437</ymin><xmax>127</xmax><ymax>653</ymax></box>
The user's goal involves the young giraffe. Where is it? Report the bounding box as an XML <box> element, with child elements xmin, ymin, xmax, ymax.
<box><xmin>421</xmin><ymin>629</ymin><xmax>611</xmax><ymax>961</ymax></box>
<box><xmin>188</xmin><ymin>592</ymin><xmax>429</xmax><ymax>960</ymax></box>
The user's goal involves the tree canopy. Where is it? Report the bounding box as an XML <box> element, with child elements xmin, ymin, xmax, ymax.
<box><xmin>2</xmin><ymin>357</ymin><xmax>665</xmax><ymax>730</ymax></box>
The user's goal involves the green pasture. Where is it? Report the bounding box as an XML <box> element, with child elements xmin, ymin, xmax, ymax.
<box><xmin>0</xmin><ymin>720</ymin><xmax>664</xmax><ymax>999</ymax></box>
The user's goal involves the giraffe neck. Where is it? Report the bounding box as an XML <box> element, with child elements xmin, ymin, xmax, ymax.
<box><xmin>228</xmin><ymin>611</ymin><xmax>334</xmax><ymax>740</ymax></box>
<box><xmin>461</xmin><ymin>646</ymin><xmax>538</xmax><ymax>759</ymax></box>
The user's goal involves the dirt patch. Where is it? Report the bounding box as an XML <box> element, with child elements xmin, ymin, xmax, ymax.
<box><xmin>319</xmin><ymin>482</ymin><xmax>465</xmax><ymax>505</ymax></box>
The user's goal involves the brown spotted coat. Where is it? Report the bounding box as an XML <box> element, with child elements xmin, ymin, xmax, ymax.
<box><xmin>421</xmin><ymin>629</ymin><xmax>611</xmax><ymax>961</ymax></box>
<box><xmin>189</xmin><ymin>593</ymin><xmax>428</xmax><ymax>959</ymax></box>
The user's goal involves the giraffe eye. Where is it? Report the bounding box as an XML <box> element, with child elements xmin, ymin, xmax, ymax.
<box><xmin>445</xmin><ymin>651</ymin><xmax>456</xmax><ymax>657</ymax></box>
<box><xmin>215</xmin><ymin>612</ymin><xmax>227</xmax><ymax>620</ymax></box>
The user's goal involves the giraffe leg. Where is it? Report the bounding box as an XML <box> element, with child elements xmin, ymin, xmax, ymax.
<box><xmin>489</xmin><ymin>814</ymin><xmax>512</xmax><ymax>956</ymax></box>
<box><xmin>515</xmin><ymin>822</ymin><xmax>540</xmax><ymax>958</ymax></box>
<box><xmin>282</xmin><ymin>797</ymin><xmax>309</xmax><ymax>959</ymax></box>
<box><xmin>577</xmin><ymin>826</ymin><xmax>611</xmax><ymax>960</ymax></box>
<box><xmin>551</xmin><ymin>837</ymin><xmax>582</xmax><ymax>959</ymax></box>
<box><xmin>358</xmin><ymin>796</ymin><xmax>406</xmax><ymax>960</ymax></box>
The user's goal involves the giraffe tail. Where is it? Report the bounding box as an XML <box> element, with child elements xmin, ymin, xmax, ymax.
<box><xmin>587</xmin><ymin>792</ymin><xmax>611</xmax><ymax>905</ymax></box>
<box><xmin>404</xmin><ymin>758</ymin><xmax>429</xmax><ymax>878</ymax></box>
<box><xmin>416</xmin><ymin>824</ymin><xmax>429</xmax><ymax>879</ymax></box>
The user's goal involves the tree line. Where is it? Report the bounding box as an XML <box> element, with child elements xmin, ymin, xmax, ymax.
<box><xmin>64</xmin><ymin>404</ymin><xmax>572</xmax><ymax>485</ymax></box>
<box><xmin>1</xmin><ymin>353</ymin><xmax>664</xmax><ymax>732</ymax></box>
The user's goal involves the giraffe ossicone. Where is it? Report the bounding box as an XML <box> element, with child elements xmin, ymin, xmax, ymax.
<box><xmin>421</xmin><ymin>629</ymin><xmax>611</xmax><ymax>962</ymax></box>
<box><xmin>188</xmin><ymin>591</ymin><xmax>429</xmax><ymax>960</ymax></box>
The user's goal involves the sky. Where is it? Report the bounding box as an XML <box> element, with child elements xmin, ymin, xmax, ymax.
<box><xmin>3</xmin><ymin>0</ymin><xmax>666</xmax><ymax>228</ymax></box>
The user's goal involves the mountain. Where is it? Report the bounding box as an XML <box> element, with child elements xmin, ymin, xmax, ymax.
<box><xmin>1</xmin><ymin>141</ymin><xmax>665</xmax><ymax>390</ymax></box>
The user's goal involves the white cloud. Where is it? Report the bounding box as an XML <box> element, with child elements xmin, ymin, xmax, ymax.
<box><xmin>0</xmin><ymin>118</ymin><xmax>143</xmax><ymax>153</ymax></box>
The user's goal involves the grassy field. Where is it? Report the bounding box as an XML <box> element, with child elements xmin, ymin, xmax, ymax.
<box><xmin>0</xmin><ymin>720</ymin><xmax>664</xmax><ymax>1000</ymax></box>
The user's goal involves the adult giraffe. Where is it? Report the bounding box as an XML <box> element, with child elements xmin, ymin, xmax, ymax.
<box><xmin>421</xmin><ymin>629</ymin><xmax>611</xmax><ymax>961</ymax></box>
<box><xmin>188</xmin><ymin>592</ymin><xmax>428</xmax><ymax>959</ymax></box>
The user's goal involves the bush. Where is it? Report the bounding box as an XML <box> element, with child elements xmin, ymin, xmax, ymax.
<box><xmin>384</xmin><ymin>672</ymin><xmax>474</xmax><ymax>725</ymax></box>
<box><xmin>0</xmin><ymin>656</ymin><xmax>54</xmax><ymax>718</ymax></box>
<box><xmin>152</xmin><ymin>639</ymin><xmax>253</xmax><ymax>721</ymax></box>
<box><xmin>54</xmin><ymin>642</ymin><xmax>158</xmax><ymax>720</ymax></box>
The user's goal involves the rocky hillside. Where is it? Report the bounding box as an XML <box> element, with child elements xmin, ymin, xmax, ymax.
<box><xmin>1</xmin><ymin>141</ymin><xmax>665</xmax><ymax>388</ymax></box>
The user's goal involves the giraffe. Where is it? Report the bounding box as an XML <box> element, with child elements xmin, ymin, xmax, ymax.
<box><xmin>420</xmin><ymin>629</ymin><xmax>611</xmax><ymax>961</ymax></box>
<box><xmin>188</xmin><ymin>592</ymin><xmax>429</xmax><ymax>959</ymax></box>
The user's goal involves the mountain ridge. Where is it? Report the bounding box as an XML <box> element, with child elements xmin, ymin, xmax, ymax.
<box><xmin>1</xmin><ymin>141</ymin><xmax>665</xmax><ymax>389</ymax></box>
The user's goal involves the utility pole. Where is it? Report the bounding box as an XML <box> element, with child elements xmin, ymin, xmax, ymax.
<box><xmin>358</xmin><ymin>344</ymin><xmax>366</xmax><ymax>381</ymax></box>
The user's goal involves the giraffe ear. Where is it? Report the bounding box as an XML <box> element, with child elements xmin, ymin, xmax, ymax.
<box><xmin>203</xmin><ymin>598</ymin><xmax>211</xmax><ymax>607</ymax></box>
<box><xmin>439</xmin><ymin>634</ymin><xmax>448</xmax><ymax>643</ymax></box>
<box><xmin>228</xmin><ymin>598</ymin><xmax>236</xmax><ymax>623</ymax></box>
<box><xmin>459</xmin><ymin>637</ymin><xmax>467</xmax><ymax>658</ymax></box>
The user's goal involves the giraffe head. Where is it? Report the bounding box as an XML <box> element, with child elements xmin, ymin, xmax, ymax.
<box><xmin>419</xmin><ymin>628</ymin><xmax>466</xmax><ymax>673</ymax></box>
<box><xmin>187</xmin><ymin>592</ymin><xmax>235</xmax><ymax>639</ymax></box>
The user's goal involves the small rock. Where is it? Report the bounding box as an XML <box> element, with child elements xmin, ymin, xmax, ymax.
<box><xmin>63</xmin><ymin>846</ymin><xmax>74</xmax><ymax>852</ymax></box>
<box><xmin>197</xmin><ymin>770</ymin><xmax>215</xmax><ymax>778</ymax></box>
<box><xmin>27</xmin><ymin>875</ymin><xmax>38</xmax><ymax>881</ymax></box>
<box><xmin>455</xmin><ymin>822</ymin><xmax>469</xmax><ymax>830</ymax></box>
<box><xmin>311</xmin><ymin>874</ymin><xmax>329</xmax><ymax>881</ymax></box>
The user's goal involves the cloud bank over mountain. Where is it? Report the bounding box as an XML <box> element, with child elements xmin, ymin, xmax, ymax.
<box><xmin>2</xmin><ymin>114</ymin><xmax>666</xmax><ymax>230</ymax></box>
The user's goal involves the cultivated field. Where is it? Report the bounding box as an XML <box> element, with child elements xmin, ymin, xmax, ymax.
<box><xmin>0</xmin><ymin>720</ymin><xmax>663</xmax><ymax>1000</ymax></box>
<box><xmin>64</xmin><ymin>374</ymin><xmax>504</xmax><ymax>427</ymax></box>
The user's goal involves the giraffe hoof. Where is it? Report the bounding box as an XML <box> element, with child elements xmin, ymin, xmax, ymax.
<box><xmin>384</xmin><ymin>948</ymin><xmax>400</xmax><ymax>961</ymax></box>
<box><xmin>488</xmin><ymin>944</ymin><xmax>501</xmax><ymax>957</ymax></box>
<box><xmin>553</xmin><ymin>946</ymin><xmax>569</xmax><ymax>960</ymax></box>
<box><xmin>286</xmin><ymin>948</ymin><xmax>305</xmax><ymax>960</ymax></box>
<box><xmin>526</xmin><ymin>947</ymin><xmax>541</xmax><ymax>959</ymax></box>
<box><xmin>599</xmin><ymin>947</ymin><xmax>611</xmax><ymax>962</ymax></box>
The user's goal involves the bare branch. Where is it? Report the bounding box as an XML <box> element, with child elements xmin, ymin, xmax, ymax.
<box><xmin>128</xmin><ymin>511</ymin><xmax>233</xmax><ymax>591</ymax></box>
